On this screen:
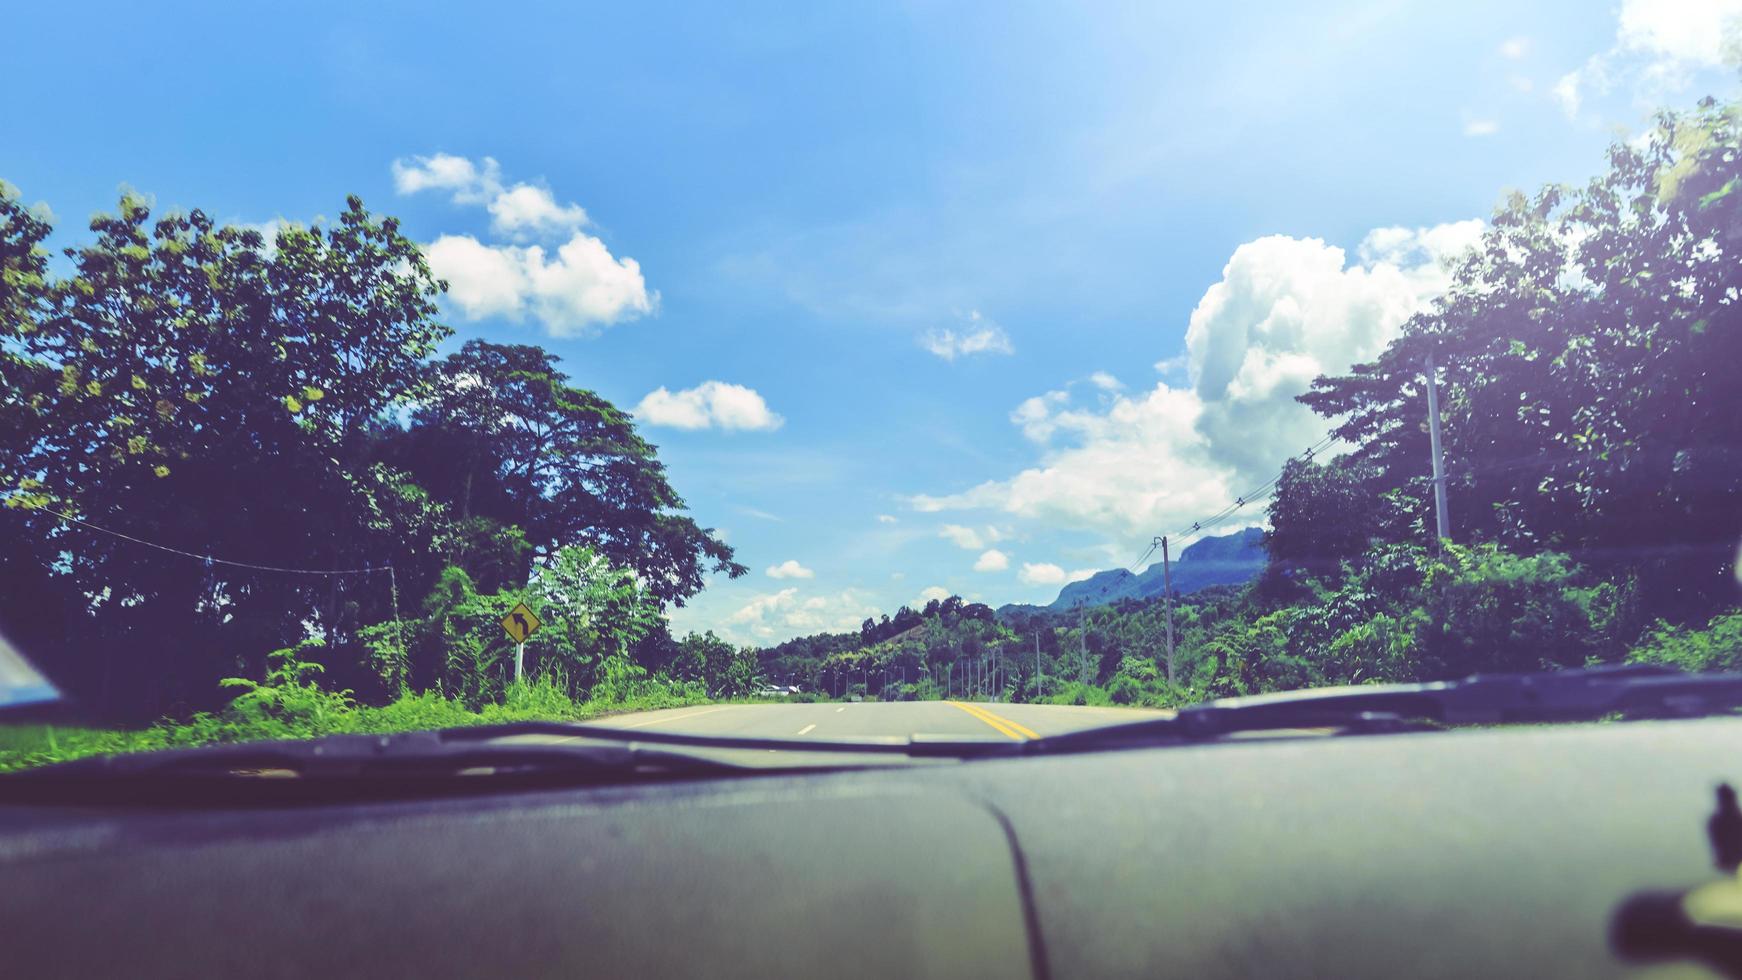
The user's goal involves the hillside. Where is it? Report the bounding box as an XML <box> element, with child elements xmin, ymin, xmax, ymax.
<box><xmin>998</xmin><ymin>527</ymin><xmax>1265</xmax><ymax>618</ymax></box>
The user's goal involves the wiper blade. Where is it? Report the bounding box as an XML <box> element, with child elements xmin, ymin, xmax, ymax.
<box><xmin>0</xmin><ymin>723</ymin><xmax>1017</xmax><ymax>805</ymax></box>
<box><xmin>0</xmin><ymin>730</ymin><xmax>844</xmax><ymax>806</ymax></box>
<box><xmin>1029</xmin><ymin>664</ymin><xmax>1742</xmax><ymax>753</ymax></box>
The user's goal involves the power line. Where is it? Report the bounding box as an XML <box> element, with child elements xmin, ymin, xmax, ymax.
<box><xmin>1164</xmin><ymin>433</ymin><xmax>1338</xmax><ymax>542</ymax></box>
<box><xmin>36</xmin><ymin>508</ymin><xmax>391</xmax><ymax>577</ymax></box>
<box><xmin>1126</xmin><ymin>539</ymin><xmax>1159</xmax><ymax>573</ymax></box>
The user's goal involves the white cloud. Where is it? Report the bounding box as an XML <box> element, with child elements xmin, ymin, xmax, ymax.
<box><xmin>392</xmin><ymin>153</ymin><xmax>500</xmax><ymax>201</ymax></box>
<box><xmin>913</xmin><ymin>221</ymin><xmax>1482</xmax><ymax>537</ymax></box>
<box><xmin>1553</xmin><ymin>71</ymin><xmax>1585</xmax><ymax>116</ymax></box>
<box><xmin>765</xmin><ymin>560</ymin><xmax>814</xmax><ymax>580</ymax></box>
<box><xmin>915</xmin><ymin>586</ymin><xmax>951</xmax><ymax>605</ymax></box>
<box><xmin>394</xmin><ymin>152</ymin><xmax>589</xmax><ymax>237</ymax></box>
<box><xmin>1499</xmin><ymin>36</ymin><xmax>1530</xmax><ymax>60</ymax></box>
<box><xmin>634</xmin><ymin>381</ymin><xmax>784</xmax><ymax>431</ymax></box>
<box><xmin>920</xmin><ymin>310</ymin><xmax>1015</xmax><ymax>361</ymax></box>
<box><xmin>726</xmin><ymin>588</ymin><xmax>879</xmax><ymax>640</ymax></box>
<box><xmin>1554</xmin><ymin>0</ymin><xmax>1742</xmax><ymax>119</ymax></box>
<box><xmin>1088</xmin><ymin>371</ymin><xmax>1123</xmax><ymax>391</ymax></box>
<box><xmin>938</xmin><ymin>524</ymin><xmax>1005</xmax><ymax>550</ymax></box>
<box><xmin>395</xmin><ymin>153</ymin><xmax>653</xmax><ymax>334</ymax></box>
<box><xmin>486</xmin><ymin>184</ymin><xmax>589</xmax><ymax>237</ymax></box>
<box><xmin>425</xmin><ymin>233</ymin><xmax>655</xmax><ymax>335</ymax></box>
<box><xmin>1018</xmin><ymin>563</ymin><xmax>1096</xmax><ymax>587</ymax></box>
<box><xmin>1463</xmin><ymin>118</ymin><xmax>1500</xmax><ymax>137</ymax></box>
<box><xmin>876</xmin><ymin>514</ymin><xmax>898</xmax><ymax>524</ymax></box>
<box><xmin>973</xmin><ymin>549</ymin><xmax>1010</xmax><ymax>572</ymax></box>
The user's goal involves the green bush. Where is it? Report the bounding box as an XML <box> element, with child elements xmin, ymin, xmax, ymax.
<box><xmin>1628</xmin><ymin>611</ymin><xmax>1742</xmax><ymax>672</ymax></box>
<box><xmin>0</xmin><ymin>646</ymin><xmax>714</xmax><ymax>772</ymax></box>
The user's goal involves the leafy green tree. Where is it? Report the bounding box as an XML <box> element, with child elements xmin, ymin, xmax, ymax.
<box><xmin>387</xmin><ymin>340</ymin><xmax>745</xmax><ymax>606</ymax></box>
<box><xmin>1300</xmin><ymin>99</ymin><xmax>1742</xmax><ymax>621</ymax></box>
<box><xmin>1</xmin><ymin>192</ymin><xmax>449</xmax><ymax>718</ymax></box>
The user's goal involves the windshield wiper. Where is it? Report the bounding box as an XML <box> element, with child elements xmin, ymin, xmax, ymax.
<box><xmin>0</xmin><ymin>729</ymin><xmax>883</xmax><ymax>806</ymax></box>
<box><xmin>1029</xmin><ymin>664</ymin><xmax>1742</xmax><ymax>754</ymax></box>
<box><xmin>0</xmin><ymin>723</ymin><xmax>1014</xmax><ymax>805</ymax></box>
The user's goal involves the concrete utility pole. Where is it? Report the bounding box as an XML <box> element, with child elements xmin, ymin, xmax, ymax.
<box><xmin>1159</xmin><ymin>536</ymin><xmax>1177</xmax><ymax>686</ymax></box>
<box><xmin>1424</xmin><ymin>352</ymin><xmax>1452</xmax><ymax>543</ymax></box>
<box><xmin>1035</xmin><ymin>633</ymin><xmax>1042</xmax><ymax>699</ymax></box>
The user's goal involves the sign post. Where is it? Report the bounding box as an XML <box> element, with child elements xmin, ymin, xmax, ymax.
<box><xmin>500</xmin><ymin>601</ymin><xmax>543</xmax><ymax>684</ymax></box>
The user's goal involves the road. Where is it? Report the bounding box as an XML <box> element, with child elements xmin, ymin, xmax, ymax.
<box><xmin>586</xmin><ymin>700</ymin><xmax>1172</xmax><ymax>742</ymax></box>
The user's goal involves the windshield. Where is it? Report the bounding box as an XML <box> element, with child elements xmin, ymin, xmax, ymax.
<box><xmin>3</xmin><ymin>2</ymin><xmax>1742</xmax><ymax>776</ymax></box>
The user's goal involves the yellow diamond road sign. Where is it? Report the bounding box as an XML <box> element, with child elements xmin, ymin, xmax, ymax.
<box><xmin>501</xmin><ymin>602</ymin><xmax>542</xmax><ymax>644</ymax></box>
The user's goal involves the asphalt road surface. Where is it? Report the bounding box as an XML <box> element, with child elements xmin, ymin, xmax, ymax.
<box><xmin>587</xmin><ymin>700</ymin><xmax>1172</xmax><ymax>742</ymax></box>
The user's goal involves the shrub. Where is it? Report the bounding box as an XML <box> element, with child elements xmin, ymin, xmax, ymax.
<box><xmin>1628</xmin><ymin>611</ymin><xmax>1742</xmax><ymax>672</ymax></box>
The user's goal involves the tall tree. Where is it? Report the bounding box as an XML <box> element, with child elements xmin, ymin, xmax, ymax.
<box><xmin>1</xmin><ymin>192</ymin><xmax>451</xmax><ymax>718</ymax></box>
<box><xmin>1300</xmin><ymin>98</ymin><xmax>1742</xmax><ymax>621</ymax></box>
<box><xmin>386</xmin><ymin>339</ymin><xmax>744</xmax><ymax>606</ymax></box>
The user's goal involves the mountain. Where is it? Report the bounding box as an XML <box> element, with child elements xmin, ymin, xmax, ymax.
<box><xmin>998</xmin><ymin>527</ymin><xmax>1266</xmax><ymax>617</ymax></box>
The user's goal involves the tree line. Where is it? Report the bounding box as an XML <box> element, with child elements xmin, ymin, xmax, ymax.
<box><xmin>0</xmin><ymin>189</ymin><xmax>754</xmax><ymax>722</ymax></box>
<box><xmin>750</xmin><ymin>94</ymin><xmax>1742</xmax><ymax>705</ymax></box>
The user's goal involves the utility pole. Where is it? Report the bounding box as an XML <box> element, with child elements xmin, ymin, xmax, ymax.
<box><xmin>1035</xmin><ymin>633</ymin><xmax>1042</xmax><ymax>700</ymax></box>
<box><xmin>1079</xmin><ymin>622</ymin><xmax>1087</xmax><ymax>684</ymax></box>
<box><xmin>1424</xmin><ymin>352</ymin><xmax>1452</xmax><ymax>544</ymax></box>
<box><xmin>1159</xmin><ymin>536</ymin><xmax>1177</xmax><ymax>686</ymax></box>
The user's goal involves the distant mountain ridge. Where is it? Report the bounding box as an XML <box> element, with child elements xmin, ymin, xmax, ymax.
<box><xmin>998</xmin><ymin>527</ymin><xmax>1266</xmax><ymax>617</ymax></box>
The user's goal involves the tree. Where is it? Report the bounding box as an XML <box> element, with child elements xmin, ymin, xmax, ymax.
<box><xmin>1300</xmin><ymin>99</ymin><xmax>1742</xmax><ymax>622</ymax></box>
<box><xmin>1265</xmin><ymin>457</ymin><xmax>1390</xmax><ymax>574</ymax></box>
<box><xmin>1</xmin><ymin>193</ymin><xmax>450</xmax><ymax>719</ymax></box>
<box><xmin>387</xmin><ymin>340</ymin><xmax>745</xmax><ymax>606</ymax></box>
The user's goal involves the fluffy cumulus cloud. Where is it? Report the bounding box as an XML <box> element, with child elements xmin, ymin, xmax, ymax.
<box><xmin>1555</xmin><ymin>0</ymin><xmax>1742</xmax><ymax>118</ymax></box>
<box><xmin>1018</xmin><ymin>563</ymin><xmax>1095</xmax><ymax>587</ymax></box>
<box><xmin>915</xmin><ymin>586</ymin><xmax>952</xmax><ymax>605</ymax></box>
<box><xmin>634</xmin><ymin>381</ymin><xmax>784</xmax><ymax>431</ymax></box>
<box><xmin>920</xmin><ymin>310</ymin><xmax>1015</xmax><ymax>361</ymax></box>
<box><xmin>938</xmin><ymin>524</ymin><xmax>1005</xmax><ymax>550</ymax></box>
<box><xmin>973</xmin><ymin>549</ymin><xmax>1010</xmax><ymax>572</ymax></box>
<box><xmin>392</xmin><ymin>153</ymin><xmax>655</xmax><ymax>336</ymax></box>
<box><xmin>726</xmin><ymin>588</ymin><xmax>879</xmax><ymax>641</ymax></box>
<box><xmin>765</xmin><ymin>559</ymin><xmax>814</xmax><ymax>580</ymax></box>
<box><xmin>913</xmin><ymin>221</ymin><xmax>1482</xmax><ymax>538</ymax></box>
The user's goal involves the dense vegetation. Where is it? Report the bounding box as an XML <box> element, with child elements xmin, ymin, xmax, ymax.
<box><xmin>0</xmin><ymin>188</ymin><xmax>757</xmax><ymax>739</ymax></box>
<box><xmin>745</xmin><ymin>96</ymin><xmax>1742</xmax><ymax>707</ymax></box>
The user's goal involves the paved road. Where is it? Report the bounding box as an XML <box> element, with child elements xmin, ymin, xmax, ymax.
<box><xmin>587</xmin><ymin>700</ymin><xmax>1171</xmax><ymax>742</ymax></box>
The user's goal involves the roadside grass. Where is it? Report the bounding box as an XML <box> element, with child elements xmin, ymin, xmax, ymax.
<box><xmin>0</xmin><ymin>677</ymin><xmax>1164</xmax><ymax>773</ymax></box>
<box><xmin>0</xmin><ymin>680</ymin><xmax>717</xmax><ymax>773</ymax></box>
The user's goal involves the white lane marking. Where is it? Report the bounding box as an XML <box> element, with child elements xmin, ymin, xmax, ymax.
<box><xmin>835</xmin><ymin>707</ymin><xmax>845</xmax><ymax>713</ymax></box>
<box><xmin>612</xmin><ymin>706</ymin><xmax>734</xmax><ymax>729</ymax></box>
<box><xmin>796</xmin><ymin>724</ymin><xmax>817</xmax><ymax>736</ymax></box>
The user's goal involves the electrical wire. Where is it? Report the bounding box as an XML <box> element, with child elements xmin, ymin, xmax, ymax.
<box><xmin>36</xmin><ymin>507</ymin><xmax>391</xmax><ymax>576</ymax></box>
<box><xmin>1162</xmin><ymin>432</ymin><xmax>1339</xmax><ymax>542</ymax></box>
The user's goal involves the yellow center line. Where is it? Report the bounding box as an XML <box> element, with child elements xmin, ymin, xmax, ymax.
<box><xmin>945</xmin><ymin>701</ymin><xmax>1039</xmax><ymax>741</ymax></box>
<box><xmin>962</xmin><ymin>702</ymin><xmax>1040</xmax><ymax>740</ymax></box>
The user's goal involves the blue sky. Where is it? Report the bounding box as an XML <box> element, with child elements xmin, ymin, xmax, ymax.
<box><xmin>5</xmin><ymin>1</ymin><xmax>1739</xmax><ymax>643</ymax></box>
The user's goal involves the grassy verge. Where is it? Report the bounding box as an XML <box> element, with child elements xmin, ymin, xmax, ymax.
<box><xmin>0</xmin><ymin>680</ymin><xmax>717</xmax><ymax>773</ymax></box>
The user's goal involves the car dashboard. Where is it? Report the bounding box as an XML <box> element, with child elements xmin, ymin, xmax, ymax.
<box><xmin>2</xmin><ymin>717</ymin><xmax>1739</xmax><ymax>978</ymax></box>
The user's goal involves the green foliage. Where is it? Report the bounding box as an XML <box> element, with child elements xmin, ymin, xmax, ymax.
<box><xmin>1629</xmin><ymin>611</ymin><xmax>1742</xmax><ymax>672</ymax></box>
<box><xmin>0</xmin><ymin>648</ymin><xmax>715</xmax><ymax>773</ymax></box>
<box><xmin>0</xmin><ymin>191</ymin><xmax>742</xmax><ymax>723</ymax></box>
<box><xmin>1299</xmin><ymin>97</ymin><xmax>1742</xmax><ymax>620</ymax></box>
